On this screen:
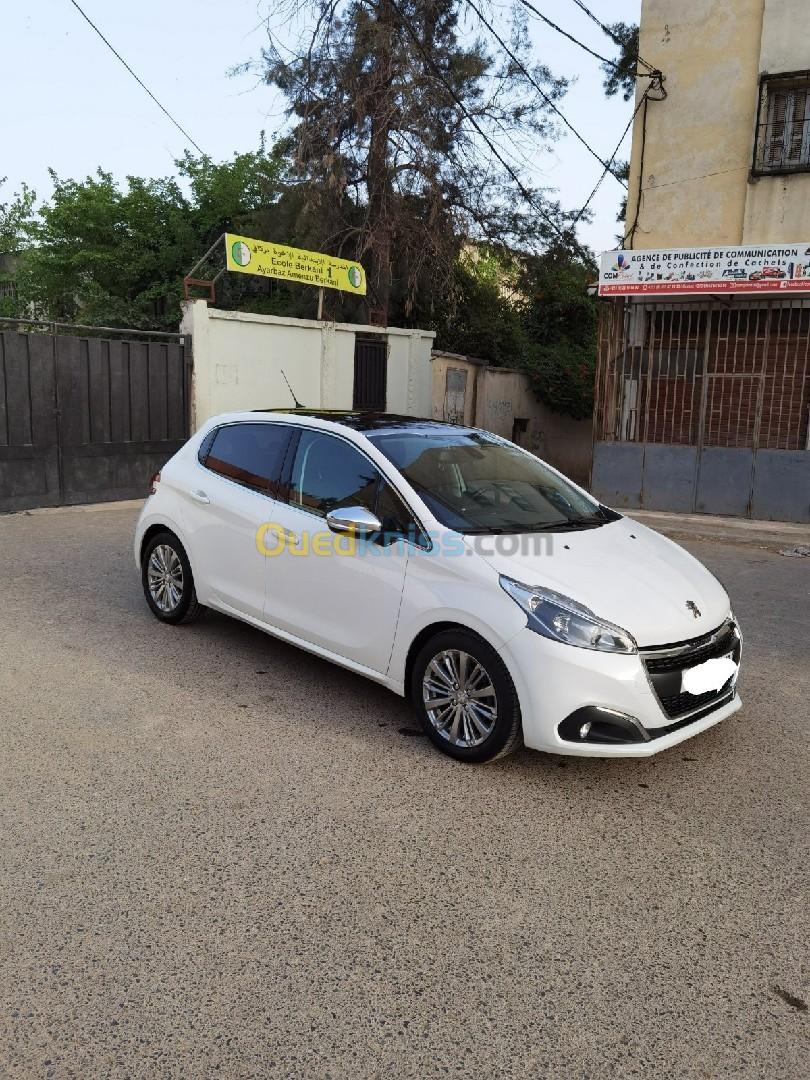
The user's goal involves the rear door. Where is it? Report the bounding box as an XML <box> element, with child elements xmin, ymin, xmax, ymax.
<box><xmin>184</xmin><ymin>422</ymin><xmax>293</xmax><ymax>620</ymax></box>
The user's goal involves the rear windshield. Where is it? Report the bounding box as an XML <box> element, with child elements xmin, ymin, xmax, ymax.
<box><xmin>368</xmin><ymin>430</ymin><xmax>616</xmax><ymax>534</ymax></box>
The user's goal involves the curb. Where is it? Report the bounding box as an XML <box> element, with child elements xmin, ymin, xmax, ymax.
<box><xmin>1</xmin><ymin>499</ymin><xmax>144</xmax><ymax>519</ymax></box>
<box><xmin>625</xmin><ymin>510</ymin><xmax>810</xmax><ymax>552</ymax></box>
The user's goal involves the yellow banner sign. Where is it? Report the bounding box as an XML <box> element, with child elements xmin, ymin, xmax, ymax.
<box><xmin>225</xmin><ymin>233</ymin><xmax>366</xmax><ymax>295</ymax></box>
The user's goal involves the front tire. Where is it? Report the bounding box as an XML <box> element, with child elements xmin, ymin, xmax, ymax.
<box><xmin>141</xmin><ymin>531</ymin><xmax>201</xmax><ymax>625</ymax></box>
<box><xmin>410</xmin><ymin>629</ymin><xmax>523</xmax><ymax>763</ymax></box>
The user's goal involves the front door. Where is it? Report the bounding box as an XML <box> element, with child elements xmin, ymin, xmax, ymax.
<box><xmin>262</xmin><ymin>428</ymin><xmax>413</xmax><ymax>673</ymax></box>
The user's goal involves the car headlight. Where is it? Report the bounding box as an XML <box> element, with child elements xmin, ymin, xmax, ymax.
<box><xmin>500</xmin><ymin>576</ymin><xmax>637</xmax><ymax>654</ymax></box>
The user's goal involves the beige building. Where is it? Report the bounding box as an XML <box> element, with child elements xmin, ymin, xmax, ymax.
<box><xmin>592</xmin><ymin>0</ymin><xmax>810</xmax><ymax>524</ymax></box>
<box><xmin>626</xmin><ymin>0</ymin><xmax>810</xmax><ymax>247</ymax></box>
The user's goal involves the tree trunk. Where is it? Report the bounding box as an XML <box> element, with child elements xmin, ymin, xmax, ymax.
<box><xmin>365</xmin><ymin>0</ymin><xmax>394</xmax><ymax>326</ymax></box>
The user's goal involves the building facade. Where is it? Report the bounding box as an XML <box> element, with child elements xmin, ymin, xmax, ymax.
<box><xmin>592</xmin><ymin>0</ymin><xmax>810</xmax><ymax>522</ymax></box>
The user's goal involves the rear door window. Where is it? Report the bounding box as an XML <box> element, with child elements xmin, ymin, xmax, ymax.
<box><xmin>203</xmin><ymin>423</ymin><xmax>292</xmax><ymax>497</ymax></box>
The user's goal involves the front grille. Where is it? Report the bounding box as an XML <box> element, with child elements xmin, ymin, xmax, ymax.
<box><xmin>655</xmin><ymin>685</ymin><xmax>735</xmax><ymax>718</ymax></box>
<box><xmin>644</xmin><ymin>622</ymin><xmax>738</xmax><ymax>674</ymax></box>
<box><xmin>642</xmin><ymin>620</ymin><xmax>741</xmax><ymax>720</ymax></box>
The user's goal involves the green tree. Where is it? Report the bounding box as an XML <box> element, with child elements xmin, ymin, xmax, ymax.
<box><xmin>518</xmin><ymin>252</ymin><xmax>598</xmax><ymax>419</ymax></box>
<box><xmin>0</xmin><ymin>181</ymin><xmax>37</xmax><ymax>317</ymax></box>
<box><xmin>601</xmin><ymin>22</ymin><xmax>640</xmax><ymax>102</ymax></box>
<box><xmin>0</xmin><ymin>181</ymin><xmax>36</xmax><ymax>254</ymax></box>
<box><xmin>430</xmin><ymin>245</ymin><xmax>598</xmax><ymax>418</ymax></box>
<box><xmin>613</xmin><ymin>159</ymin><xmax>630</xmax><ymax>224</ymax></box>
<box><xmin>437</xmin><ymin>251</ymin><xmax>527</xmax><ymax>364</ymax></box>
<box><xmin>7</xmin><ymin>146</ymin><xmax>287</xmax><ymax>330</ymax></box>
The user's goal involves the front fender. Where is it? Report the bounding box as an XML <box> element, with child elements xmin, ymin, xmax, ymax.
<box><xmin>387</xmin><ymin>548</ymin><xmax>527</xmax><ymax>694</ymax></box>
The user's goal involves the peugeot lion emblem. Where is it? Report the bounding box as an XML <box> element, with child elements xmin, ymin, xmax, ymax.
<box><xmin>686</xmin><ymin>600</ymin><xmax>702</xmax><ymax>619</ymax></box>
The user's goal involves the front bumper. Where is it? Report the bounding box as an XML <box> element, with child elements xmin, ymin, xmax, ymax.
<box><xmin>500</xmin><ymin>622</ymin><xmax>742</xmax><ymax>758</ymax></box>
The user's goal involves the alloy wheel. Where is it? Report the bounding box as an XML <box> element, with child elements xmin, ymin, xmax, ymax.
<box><xmin>422</xmin><ymin>649</ymin><xmax>498</xmax><ymax>748</ymax></box>
<box><xmin>147</xmin><ymin>544</ymin><xmax>184</xmax><ymax>614</ymax></box>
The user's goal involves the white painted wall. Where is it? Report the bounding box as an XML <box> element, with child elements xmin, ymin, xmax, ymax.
<box><xmin>181</xmin><ymin>301</ymin><xmax>435</xmax><ymax>429</ymax></box>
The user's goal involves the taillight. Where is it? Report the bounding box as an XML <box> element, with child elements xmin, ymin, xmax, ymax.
<box><xmin>149</xmin><ymin>471</ymin><xmax>161</xmax><ymax>495</ymax></box>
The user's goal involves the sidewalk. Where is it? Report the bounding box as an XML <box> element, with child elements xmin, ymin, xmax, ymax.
<box><xmin>1</xmin><ymin>499</ymin><xmax>144</xmax><ymax>518</ymax></box>
<box><xmin>626</xmin><ymin>509</ymin><xmax>810</xmax><ymax>551</ymax></box>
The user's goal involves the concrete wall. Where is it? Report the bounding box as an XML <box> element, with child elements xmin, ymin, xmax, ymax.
<box><xmin>627</xmin><ymin>0</ymin><xmax>810</xmax><ymax>249</ymax></box>
<box><xmin>431</xmin><ymin>352</ymin><xmax>482</xmax><ymax>427</ymax></box>
<box><xmin>592</xmin><ymin>442</ymin><xmax>810</xmax><ymax>523</ymax></box>
<box><xmin>473</xmin><ymin>368</ymin><xmax>593</xmax><ymax>486</ymax></box>
<box><xmin>431</xmin><ymin>353</ymin><xmax>593</xmax><ymax>486</ymax></box>
<box><xmin>181</xmin><ymin>300</ymin><xmax>434</xmax><ymax>429</ymax></box>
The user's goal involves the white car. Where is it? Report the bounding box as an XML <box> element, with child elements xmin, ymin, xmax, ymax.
<box><xmin>134</xmin><ymin>411</ymin><xmax>742</xmax><ymax>763</ymax></box>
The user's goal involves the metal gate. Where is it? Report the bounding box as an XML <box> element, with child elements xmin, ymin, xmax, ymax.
<box><xmin>353</xmin><ymin>335</ymin><xmax>388</xmax><ymax>410</ymax></box>
<box><xmin>0</xmin><ymin>320</ymin><xmax>190</xmax><ymax>513</ymax></box>
<box><xmin>591</xmin><ymin>298</ymin><xmax>810</xmax><ymax>522</ymax></box>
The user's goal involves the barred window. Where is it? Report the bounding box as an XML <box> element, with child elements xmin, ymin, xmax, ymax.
<box><xmin>755</xmin><ymin>73</ymin><xmax>810</xmax><ymax>174</ymax></box>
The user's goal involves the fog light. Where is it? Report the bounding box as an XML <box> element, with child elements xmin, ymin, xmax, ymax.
<box><xmin>579</xmin><ymin>721</ymin><xmax>592</xmax><ymax>739</ymax></box>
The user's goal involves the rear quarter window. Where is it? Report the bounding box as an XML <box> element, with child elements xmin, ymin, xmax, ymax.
<box><xmin>202</xmin><ymin>423</ymin><xmax>292</xmax><ymax>497</ymax></box>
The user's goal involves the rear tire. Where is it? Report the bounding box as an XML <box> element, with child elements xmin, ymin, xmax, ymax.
<box><xmin>141</xmin><ymin>531</ymin><xmax>201</xmax><ymax>625</ymax></box>
<box><xmin>410</xmin><ymin>629</ymin><xmax>523</xmax><ymax>763</ymax></box>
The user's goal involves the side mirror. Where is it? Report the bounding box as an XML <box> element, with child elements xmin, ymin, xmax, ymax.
<box><xmin>325</xmin><ymin>505</ymin><xmax>382</xmax><ymax>537</ymax></box>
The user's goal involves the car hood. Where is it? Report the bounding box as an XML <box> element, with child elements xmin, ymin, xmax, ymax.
<box><xmin>467</xmin><ymin>516</ymin><xmax>730</xmax><ymax>648</ymax></box>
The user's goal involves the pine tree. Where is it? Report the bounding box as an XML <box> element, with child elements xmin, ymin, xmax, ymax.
<box><xmin>256</xmin><ymin>1</ymin><xmax>574</xmax><ymax>324</ymax></box>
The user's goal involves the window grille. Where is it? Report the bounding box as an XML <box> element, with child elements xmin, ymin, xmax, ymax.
<box><xmin>595</xmin><ymin>299</ymin><xmax>810</xmax><ymax>452</ymax></box>
<box><xmin>754</xmin><ymin>73</ymin><xmax>810</xmax><ymax>174</ymax></box>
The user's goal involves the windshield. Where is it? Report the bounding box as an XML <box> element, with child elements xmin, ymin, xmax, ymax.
<box><xmin>369</xmin><ymin>430</ymin><xmax>619</xmax><ymax>534</ymax></box>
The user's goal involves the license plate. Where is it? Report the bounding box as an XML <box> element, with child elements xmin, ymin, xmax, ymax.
<box><xmin>681</xmin><ymin>655</ymin><xmax>738</xmax><ymax>695</ymax></box>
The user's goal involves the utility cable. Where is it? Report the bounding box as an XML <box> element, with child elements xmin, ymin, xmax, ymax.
<box><xmin>464</xmin><ymin>0</ymin><xmax>626</xmax><ymax>188</ymax></box>
<box><xmin>515</xmin><ymin>0</ymin><xmax>623</xmax><ymax>70</ymax></box>
<box><xmin>572</xmin><ymin>88</ymin><xmax>651</xmax><ymax>225</ymax></box>
<box><xmin>66</xmin><ymin>0</ymin><xmax>207</xmax><ymax>156</ymax></box>
<box><xmin>388</xmin><ymin>0</ymin><xmax>584</xmax><ymax>254</ymax></box>
<box><xmin>566</xmin><ymin>0</ymin><xmax>656</xmax><ymax>73</ymax></box>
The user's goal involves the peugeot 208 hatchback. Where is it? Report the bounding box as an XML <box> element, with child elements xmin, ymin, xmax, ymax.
<box><xmin>134</xmin><ymin>411</ymin><xmax>742</xmax><ymax>763</ymax></box>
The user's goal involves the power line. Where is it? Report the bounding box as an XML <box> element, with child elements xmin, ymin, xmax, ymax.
<box><xmin>66</xmin><ymin>0</ymin><xmax>207</xmax><ymax>156</ymax></box>
<box><xmin>515</xmin><ymin>0</ymin><xmax>622</xmax><ymax>70</ymax></box>
<box><xmin>464</xmin><ymin>0</ymin><xmax>626</xmax><ymax>188</ymax></box>
<box><xmin>568</xmin><ymin>0</ymin><xmax>627</xmax><ymax>45</ymax></box>
<box><xmin>388</xmin><ymin>0</ymin><xmax>583</xmax><ymax>254</ymax></box>
<box><xmin>565</xmin><ymin>0</ymin><xmax>656</xmax><ymax>74</ymax></box>
<box><xmin>572</xmin><ymin>88</ymin><xmax>650</xmax><ymax>226</ymax></box>
<box><xmin>518</xmin><ymin>0</ymin><xmax>658</xmax><ymax>79</ymax></box>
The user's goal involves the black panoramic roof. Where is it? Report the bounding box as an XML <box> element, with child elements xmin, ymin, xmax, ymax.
<box><xmin>255</xmin><ymin>408</ymin><xmax>474</xmax><ymax>436</ymax></box>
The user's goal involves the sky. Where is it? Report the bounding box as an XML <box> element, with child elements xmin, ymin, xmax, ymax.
<box><xmin>2</xmin><ymin>0</ymin><xmax>641</xmax><ymax>256</ymax></box>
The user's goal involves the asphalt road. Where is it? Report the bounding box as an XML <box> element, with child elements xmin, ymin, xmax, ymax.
<box><xmin>0</xmin><ymin>506</ymin><xmax>807</xmax><ymax>1079</ymax></box>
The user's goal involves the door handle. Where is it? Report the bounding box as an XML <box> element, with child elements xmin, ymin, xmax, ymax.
<box><xmin>190</xmin><ymin>489</ymin><xmax>210</xmax><ymax>504</ymax></box>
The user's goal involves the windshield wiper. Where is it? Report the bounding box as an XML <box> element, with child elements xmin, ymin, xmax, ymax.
<box><xmin>462</xmin><ymin>519</ymin><xmax>604</xmax><ymax>535</ymax></box>
<box><xmin>461</xmin><ymin>526</ymin><xmax>514</xmax><ymax>535</ymax></box>
<box><xmin>525</xmin><ymin>518</ymin><xmax>607</xmax><ymax>532</ymax></box>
